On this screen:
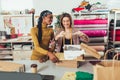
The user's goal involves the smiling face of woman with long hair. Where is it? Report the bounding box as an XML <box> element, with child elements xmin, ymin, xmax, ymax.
<box><xmin>42</xmin><ymin>14</ymin><xmax>53</xmax><ymax>25</ymax></box>
<box><xmin>62</xmin><ymin>17</ymin><xmax>71</xmax><ymax>29</ymax></box>
<box><xmin>60</xmin><ymin>13</ymin><xmax>72</xmax><ymax>30</ymax></box>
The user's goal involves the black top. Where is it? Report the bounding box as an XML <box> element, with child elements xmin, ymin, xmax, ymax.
<box><xmin>60</xmin><ymin>38</ymin><xmax>73</xmax><ymax>52</ymax></box>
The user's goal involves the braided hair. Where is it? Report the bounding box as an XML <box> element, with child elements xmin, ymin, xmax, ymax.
<box><xmin>37</xmin><ymin>10</ymin><xmax>52</xmax><ymax>44</ymax></box>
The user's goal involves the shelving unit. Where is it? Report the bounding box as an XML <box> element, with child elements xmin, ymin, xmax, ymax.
<box><xmin>0</xmin><ymin>41</ymin><xmax>13</xmax><ymax>60</ymax></box>
<box><xmin>72</xmin><ymin>12</ymin><xmax>109</xmax><ymax>53</ymax></box>
<box><xmin>109</xmin><ymin>11</ymin><xmax>120</xmax><ymax>48</ymax></box>
<box><xmin>0</xmin><ymin>36</ymin><xmax>33</xmax><ymax>60</ymax></box>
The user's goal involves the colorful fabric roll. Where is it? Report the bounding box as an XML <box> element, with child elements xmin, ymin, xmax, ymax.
<box><xmin>90</xmin><ymin>46</ymin><xmax>105</xmax><ymax>51</ymax></box>
<box><xmin>89</xmin><ymin>37</ymin><xmax>106</xmax><ymax>43</ymax></box>
<box><xmin>110</xmin><ymin>29</ymin><xmax>120</xmax><ymax>36</ymax></box>
<box><xmin>111</xmin><ymin>35</ymin><xmax>120</xmax><ymax>41</ymax></box>
<box><xmin>74</xmin><ymin>24</ymin><xmax>107</xmax><ymax>28</ymax></box>
<box><xmin>74</xmin><ymin>19</ymin><xmax>108</xmax><ymax>25</ymax></box>
<box><xmin>81</xmin><ymin>30</ymin><xmax>107</xmax><ymax>37</ymax></box>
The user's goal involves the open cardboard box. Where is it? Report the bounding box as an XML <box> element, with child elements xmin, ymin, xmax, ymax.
<box><xmin>55</xmin><ymin>43</ymin><xmax>101</xmax><ymax>68</ymax></box>
<box><xmin>55</xmin><ymin>53</ymin><xmax>84</xmax><ymax>68</ymax></box>
<box><xmin>0</xmin><ymin>61</ymin><xmax>25</xmax><ymax>72</ymax></box>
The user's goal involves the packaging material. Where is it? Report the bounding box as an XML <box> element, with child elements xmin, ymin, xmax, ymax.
<box><xmin>0</xmin><ymin>61</ymin><xmax>25</xmax><ymax>72</ymax></box>
<box><xmin>55</xmin><ymin>53</ymin><xmax>84</xmax><ymax>68</ymax></box>
<box><xmin>80</xmin><ymin>43</ymin><xmax>101</xmax><ymax>59</ymax></box>
<box><xmin>64</xmin><ymin>45</ymin><xmax>85</xmax><ymax>60</ymax></box>
<box><xmin>93</xmin><ymin>53</ymin><xmax>120</xmax><ymax>80</ymax></box>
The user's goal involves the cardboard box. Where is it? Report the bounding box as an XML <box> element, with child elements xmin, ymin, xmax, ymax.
<box><xmin>80</xmin><ymin>43</ymin><xmax>101</xmax><ymax>59</ymax></box>
<box><xmin>55</xmin><ymin>53</ymin><xmax>84</xmax><ymax>68</ymax></box>
<box><xmin>0</xmin><ymin>61</ymin><xmax>25</xmax><ymax>72</ymax></box>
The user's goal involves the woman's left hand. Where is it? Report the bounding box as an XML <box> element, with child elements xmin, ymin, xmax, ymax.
<box><xmin>73</xmin><ymin>31</ymin><xmax>84</xmax><ymax>36</ymax></box>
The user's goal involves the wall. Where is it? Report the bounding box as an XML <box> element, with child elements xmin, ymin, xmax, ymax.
<box><xmin>0</xmin><ymin>0</ymin><xmax>5</xmax><ymax>31</ymax></box>
<box><xmin>33</xmin><ymin>0</ymin><xmax>120</xmax><ymax>15</ymax></box>
<box><xmin>1</xmin><ymin>0</ymin><xmax>120</xmax><ymax>31</ymax></box>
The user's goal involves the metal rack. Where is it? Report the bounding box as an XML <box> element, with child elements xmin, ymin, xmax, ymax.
<box><xmin>72</xmin><ymin>12</ymin><xmax>110</xmax><ymax>53</ymax></box>
<box><xmin>110</xmin><ymin>11</ymin><xmax>120</xmax><ymax>46</ymax></box>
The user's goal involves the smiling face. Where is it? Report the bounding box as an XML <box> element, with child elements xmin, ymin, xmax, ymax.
<box><xmin>60</xmin><ymin>13</ymin><xmax>72</xmax><ymax>30</ymax></box>
<box><xmin>43</xmin><ymin>14</ymin><xmax>53</xmax><ymax>25</ymax></box>
<box><xmin>62</xmin><ymin>17</ymin><xmax>71</xmax><ymax>29</ymax></box>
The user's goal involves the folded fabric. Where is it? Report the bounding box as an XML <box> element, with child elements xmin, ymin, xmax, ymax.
<box><xmin>76</xmin><ymin>71</ymin><xmax>93</xmax><ymax>80</ymax></box>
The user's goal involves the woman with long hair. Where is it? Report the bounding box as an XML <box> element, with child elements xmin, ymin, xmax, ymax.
<box><xmin>55</xmin><ymin>13</ymin><xmax>89</xmax><ymax>52</ymax></box>
<box><xmin>31</xmin><ymin>10</ymin><xmax>59</xmax><ymax>63</ymax></box>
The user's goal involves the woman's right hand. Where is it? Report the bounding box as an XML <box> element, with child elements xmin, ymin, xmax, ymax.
<box><xmin>47</xmin><ymin>52</ymin><xmax>59</xmax><ymax>63</ymax></box>
<box><xmin>55</xmin><ymin>31</ymin><xmax>65</xmax><ymax>40</ymax></box>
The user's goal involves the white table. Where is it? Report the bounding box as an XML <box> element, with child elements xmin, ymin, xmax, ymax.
<box><xmin>13</xmin><ymin>60</ymin><xmax>93</xmax><ymax>80</ymax></box>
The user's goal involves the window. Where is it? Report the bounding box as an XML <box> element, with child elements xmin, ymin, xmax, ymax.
<box><xmin>1</xmin><ymin>0</ymin><xmax>33</xmax><ymax>10</ymax></box>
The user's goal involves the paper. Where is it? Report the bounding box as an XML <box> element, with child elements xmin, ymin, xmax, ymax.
<box><xmin>64</xmin><ymin>45</ymin><xmax>85</xmax><ymax>60</ymax></box>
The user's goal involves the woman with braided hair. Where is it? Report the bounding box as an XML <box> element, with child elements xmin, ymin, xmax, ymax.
<box><xmin>31</xmin><ymin>10</ymin><xmax>59</xmax><ymax>63</ymax></box>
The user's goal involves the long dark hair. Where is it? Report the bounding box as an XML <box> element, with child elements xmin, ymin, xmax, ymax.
<box><xmin>37</xmin><ymin>10</ymin><xmax>52</xmax><ymax>44</ymax></box>
<box><xmin>60</xmin><ymin>13</ymin><xmax>72</xmax><ymax>30</ymax></box>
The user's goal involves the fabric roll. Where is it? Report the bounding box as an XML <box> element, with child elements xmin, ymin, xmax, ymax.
<box><xmin>81</xmin><ymin>30</ymin><xmax>107</xmax><ymax>37</ymax></box>
<box><xmin>74</xmin><ymin>19</ymin><xmax>108</xmax><ymax>25</ymax></box>
<box><xmin>90</xmin><ymin>45</ymin><xmax>105</xmax><ymax>51</ymax></box>
<box><xmin>110</xmin><ymin>30</ymin><xmax>120</xmax><ymax>36</ymax></box>
<box><xmin>74</xmin><ymin>24</ymin><xmax>107</xmax><ymax>28</ymax></box>
<box><xmin>110</xmin><ymin>35</ymin><xmax>120</xmax><ymax>41</ymax></box>
<box><xmin>89</xmin><ymin>37</ymin><xmax>107</xmax><ymax>43</ymax></box>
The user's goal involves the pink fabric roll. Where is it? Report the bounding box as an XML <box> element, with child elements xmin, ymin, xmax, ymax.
<box><xmin>74</xmin><ymin>24</ymin><xmax>107</xmax><ymax>28</ymax></box>
<box><xmin>74</xmin><ymin>19</ymin><xmax>108</xmax><ymax>25</ymax></box>
<box><xmin>81</xmin><ymin>30</ymin><xmax>107</xmax><ymax>37</ymax></box>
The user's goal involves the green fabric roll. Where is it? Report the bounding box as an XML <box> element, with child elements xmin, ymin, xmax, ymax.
<box><xmin>76</xmin><ymin>71</ymin><xmax>93</xmax><ymax>80</ymax></box>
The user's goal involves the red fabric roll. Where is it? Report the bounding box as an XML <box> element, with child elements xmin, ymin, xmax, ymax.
<box><xmin>74</xmin><ymin>19</ymin><xmax>108</xmax><ymax>25</ymax></box>
<box><xmin>81</xmin><ymin>30</ymin><xmax>107</xmax><ymax>37</ymax></box>
<box><xmin>110</xmin><ymin>30</ymin><xmax>120</xmax><ymax>36</ymax></box>
<box><xmin>111</xmin><ymin>35</ymin><xmax>120</xmax><ymax>41</ymax></box>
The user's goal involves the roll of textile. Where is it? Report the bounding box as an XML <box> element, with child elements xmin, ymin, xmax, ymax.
<box><xmin>90</xmin><ymin>45</ymin><xmax>105</xmax><ymax>51</ymax></box>
<box><xmin>74</xmin><ymin>19</ymin><xmax>108</xmax><ymax>25</ymax></box>
<box><xmin>81</xmin><ymin>30</ymin><xmax>107</xmax><ymax>37</ymax></box>
<box><xmin>74</xmin><ymin>24</ymin><xmax>107</xmax><ymax>28</ymax></box>
<box><xmin>110</xmin><ymin>29</ymin><xmax>120</xmax><ymax>36</ymax></box>
<box><xmin>110</xmin><ymin>35</ymin><xmax>120</xmax><ymax>41</ymax></box>
<box><xmin>89</xmin><ymin>37</ymin><xmax>107</xmax><ymax>43</ymax></box>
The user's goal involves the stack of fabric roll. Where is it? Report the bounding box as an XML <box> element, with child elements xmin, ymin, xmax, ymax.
<box><xmin>74</xmin><ymin>19</ymin><xmax>108</xmax><ymax>52</ymax></box>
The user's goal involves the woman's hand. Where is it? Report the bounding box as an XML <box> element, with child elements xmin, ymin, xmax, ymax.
<box><xmin>39</xmin><ymin>55</ymin><xmax>49</xmax><ymax>63</ymax></box>
<box><xmin>73</xmin><ymin>31</ymin><xmax>89</xmax><ymax>43</ymax></box>
<box><xmin>55</xmin><ymin>31</ymin><xmax>65</xmax><ymax>40</ymax></box>
<box><xmin>47</xmin><ymin>52</ymin><xmax>59</xmax><ymax>63</ymax></box>
<box><xmin>73</xmin><ymin>31</ymin><xmax>84</xmax><ymax>36</ymax></box>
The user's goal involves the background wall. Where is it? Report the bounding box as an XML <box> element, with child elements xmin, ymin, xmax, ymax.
<box><xmin>33</xmin><ymin>0</ymin><xmax>120</xmax><ymax>15</ymax></box>
<box><xmin>0</xmin><ymin>0</ymin><xmax>120</xmax><ymax>31</ymax></box>
<box><xmin>0</xmin><ymin>0</ymin><xmax>4</xmax><ymax>31</ymax></box>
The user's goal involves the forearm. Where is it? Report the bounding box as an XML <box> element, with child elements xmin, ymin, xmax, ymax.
<box><xmin>55</xmin><ymin>35</ymin><xmax>59</xmax><ymax>41</ymax></box>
